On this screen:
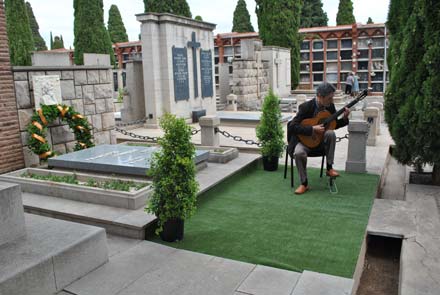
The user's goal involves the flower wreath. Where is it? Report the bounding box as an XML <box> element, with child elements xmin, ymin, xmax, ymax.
<box><xmin>27</xmin><ymin>104</ymin><xmax>94</xmax><ymax>160</ymax></box>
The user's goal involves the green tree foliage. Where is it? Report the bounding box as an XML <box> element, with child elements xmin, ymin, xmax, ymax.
<box><xmin>52</xmin><ymin>36</ymin><xmax>64</xmax><ymax>49</ymax></box>
<box><xmin>256</xmin><ymin>0</ymin><xmax>302</xmax><ymax>89</ymax></box>
<box><xmin>336</xmin><ymin>0</ymin><xmax>356</xmax><ymax>25</ymax></box>
<box><xmin>50</xmin><ymin>31</ymin><xmax>53</xmax><ymax>49</ymax></box>
<box><xmin>256</xmin><ymin>90</ymin><xmax>284</xmax><ymax>159</ymax></box>
<box><xmin>232</xmin><ymin>0</ymin><xmax>254</xmax><ymax>32</ymax></box>
<box><xmin>143</xmin><ymin>0</ymin><xmax>192</xmax><ymax>18</ymax></box>
<box><xmin>108</xmin><ymin>4</ymin><xmax>128</xmax><ymax>44</ymax></box>
<box><xmin>5</xmin><ymin>0</ymin><xmax>34</xmax><ymax>65</ymax></box>
<box><xmin>25</xmin><ymin>2</ymin><xmax>47</xmax><ymax>50</ymax></box>
<box><xmin>367</xmin><ymin>17</ymin><xmax>373</xmax><ymax>24</ymax></box>
<box><xmin>146</xmin><ymin>114</ymin><xmax>199</xmax><ymax>233</ymax></box>
<box><xmin>73</xmin><ymin>0</ymin><xmax>115</xmax><ymax>65</ymax></box>
<box><xmin>194</xmin><ymin>15</ymin><xmax>203</xmax><ymax>21</ymax></box>
<box><xmin>385</xmin><ymin>0</ymin><xmax>440</xmax><ymax>183</ymax></box>
<box><xmin>300</xmin><ymin>0</ymin><xmax>328</xmax><ymax>28</ymax></box>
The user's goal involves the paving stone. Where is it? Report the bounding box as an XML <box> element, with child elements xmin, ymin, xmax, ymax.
<box><xmin>15</xmin><ymin>80</ymin><xmax>31</xmax><ymax>108</ymax></box>
<box><xmin>291</xmin><ymin>271</ymin><xmax>353</xmax><ymax>295</ymax></box>
<box><xmin>65</xmin><ymin>242</ymin><xmax>178</xmax><ymax>295</ymax></box>
<box><xmin>237</xmin><ymin>265</ymin><xmax>301</xmax><ymax>295</ymax></box>
<box><xmin>61</xmin><ymin>80</ymin><xmax>76</xmax><ymax>100</ymax></box>
<box><xmin>117</xmin><ymin>248</ymin><xmax>254</xmax><ymax>295</ymax></box>
<box><xmin>106</xmin><ymin>234</ymin><xmax>142</xmax><ymax>258</ymax></box>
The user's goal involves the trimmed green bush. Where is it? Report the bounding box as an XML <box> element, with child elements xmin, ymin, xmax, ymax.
<box><xmin>146</xmin><ymin>114</ymin><xmax>199</xmax><ymax>233</ymax></box>
<box><xmin>256</xmin><ymin>90</ymin><xmax>284</xmax><ymax>159</ymax></box>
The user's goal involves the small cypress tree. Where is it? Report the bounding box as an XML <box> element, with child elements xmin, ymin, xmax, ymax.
<box><xmin>52</xmin><ymin>36</ymin><xmax>64</xmax><ymax>49</ymax></box>
<box><xmin>60</xmin><ymin>35</ymin><xmax>64</xmax><ymax>47</ymax></box>
<box><xmin>74</xmin><ymin>0</ymin><xmax>115</xmax><ymax>65</ymax></box>
<box><xmin>300</xmin><ymin>0</ymin><xmax>328</xmax><ymax>28</ymax></box>
<box><xmin>108</xmin><ymin>4</ymin><xmax>128</xmax><ymax>44</ymax></box>
<box><xmin>50</xmin><ymin>31</ymin><xmax>53</xmax><ymax>49</ymax></box>
<box><xmin>144</xmin><ymin>0</ymin><xmax>192</xmax><ymax>18</ymax></box>
<box><xmin>26</xmin><ymin>2</ymin><xmax>47</xmax><ymax>50</ymax></box>
<box><xmin>367</xmin><ymin>17</ymin><xmax>373</xmax><ymax>24</ymax></box>
<box><xmin>232</xmin><ymin>0</ymin><xmax>254</xmax><ymax>32</ymax></box>
<box><xmin>336</xmin><ymin>0</ymin><xmax>356</xmax><ymax>25</ymax></box>
<box><xmin>194</xmin><ymin>15</ymin><xmax>203</xmax><ymax>21</ymax></box>
<box><xmin>256</xmin><ymin>0</ymin><xmax>302</xmax><ymax>89</ymax></box>
<box><xmin>5</xmin><ymin>0</ymin><xmax>34</xmax><ymax>65</ymax></box>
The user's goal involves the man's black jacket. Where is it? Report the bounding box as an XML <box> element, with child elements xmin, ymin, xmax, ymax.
<box><xmin>287</xmin><ymin>98</ymin><xmax>349</xmax><ymax>156</ymax></box>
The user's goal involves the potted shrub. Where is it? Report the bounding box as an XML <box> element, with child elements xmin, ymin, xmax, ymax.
<box><xmin>145</xmin><ymin>114</ymin><xmax>199</xmax><ymax>242</ymax></box>
<box><xmin>256</xmin><ymin>90</ymin><xmax>284</xmax><ymax>171</ymax></box>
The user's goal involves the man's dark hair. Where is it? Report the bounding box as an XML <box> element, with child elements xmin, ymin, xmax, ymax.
<box><xmin>316</xmin><ymin>82</ymin><xmax>336</xmax><ymax>97</ymax></box>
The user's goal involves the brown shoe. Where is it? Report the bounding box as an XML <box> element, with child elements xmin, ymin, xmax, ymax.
<box><xmin>326</xmin><ymin>169</ymin><xmax>340</xmax><ymax>177</ymax></box>
<box><xmin>294</xmin><ymin>185</ymin><xmax>309</xmax><ymax>195</ymax></box>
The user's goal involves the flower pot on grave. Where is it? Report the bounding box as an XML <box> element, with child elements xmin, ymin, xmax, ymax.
<box><xmin>262</xmin><ymin>156</ymin><xmax>279</xmax><ymax>171</ymax></box>
<box><xmin>160</xmin><ymin>218</ymin><xmax>184</xmax><ymax>242</ymax></box>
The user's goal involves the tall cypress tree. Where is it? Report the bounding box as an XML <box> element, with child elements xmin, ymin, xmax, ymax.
<box><xmin>5</xmin><ymin>0</ymin><xmax>34</xmax><ymax>65</ymax></box>
<box><xmin>74</xmin><ymin>0</ymin><xmax>115</xmax><ymax>65</ymax></box>
<box><xmin>144</xmin><ymin>0</ymin><xmax>192</xmax><ymax>18</ymax></box>
<box><xmin>52</xmin><ymin>36</ymin><xmax>64</xmax><ymax>49</ymax></box>
<box><xmin>367</xmin><ymin>17</ymin><xmax>373</xmax><ymax>24</ymax></box>
<box><xmin>300</xmin><ymin>0</ymin><xmax>328</xmax><ymax>28</ymax></box>
<box><xmin>108</xmin><ymin>4</ymin><xmax>128</xmax><ymax>44</ymax></box>
<box><xmin>25</xmin><ymin>2</ymin><xmax>47</xmax><ymax>50</ymax></box>
<box><xmin>415</xmin><ymin>0</ymin><xmax>440</xmax><ymax>183</ymax></box>
<box><xmin>336</xmin><ymin>0</ymin><xmax>356</xmax><ymax>25</ymax></box>
<box><xmin>232</xmin><ymin>0</ymin><xmax>254</xmax><ymax>32</ymax></box>
<box><xmin>50</xmin><ymin>31</ymin><xmax>53</xmax><ymax>49</ymax></box>
<box><xmin>256</xmin><ymin>0</ymin><xmax>302</xmax><ymax>89</ymax></box>
<box><xmin>385</xmin><ymin>0</ymin><xmax>433</xmax><ymax>178</ymax></box>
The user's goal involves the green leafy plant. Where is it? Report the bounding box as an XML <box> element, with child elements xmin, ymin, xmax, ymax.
<box><xmin>145</xmin><ymin>113</ymin><xmax>199</xmax><ymax>234</ymax></box>
<box><xmin>256</xmin><ymin>90</ymin><xmax>284</xmax><ymax>160</ymax></box>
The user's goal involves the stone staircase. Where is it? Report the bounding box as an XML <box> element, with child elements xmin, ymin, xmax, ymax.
<box><xmin>0</xmin><ymin>182</ymin><xmax>109</xmax><ymax>295</ymax></box>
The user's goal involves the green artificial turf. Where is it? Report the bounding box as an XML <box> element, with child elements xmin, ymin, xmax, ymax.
<box><xmin>151</xmin><ymin>164</ymin><xmax>379</xmax><ymax>278</ymax></box>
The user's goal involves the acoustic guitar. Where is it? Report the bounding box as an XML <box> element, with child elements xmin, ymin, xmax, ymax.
<box><xmin>297</xmin><ymin>89</ymin><xmax>369</xmax><ymax>149</ymax></box>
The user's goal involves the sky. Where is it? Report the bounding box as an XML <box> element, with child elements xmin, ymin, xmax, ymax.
<box><xmin>26</xmin><ymin>0</ymin><xmax>390</xmax><ymax>49</ymax></box>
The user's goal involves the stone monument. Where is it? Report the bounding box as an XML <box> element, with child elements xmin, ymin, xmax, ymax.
<box><xmin>261</xmin><ymin>46</ymin><xmax>291</xmax><ymax>98</ymax></box>
<box><xmin>136</xmin><ymin>13</ymin><xmax>217</xmax><ymax>127</ymax></box>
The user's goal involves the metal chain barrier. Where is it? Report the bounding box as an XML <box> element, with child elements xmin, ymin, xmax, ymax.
<box><xmin>114</xmin><ymin>126</ymin><xmax>159</xmax><ymax>143</ymax></box>
<box><xmin>215</xmin><ymin>127</ymin><xmax>262</xmax><ymax>147</ymax></box>
<box><xmin>336</xmin><ymin>133</ymin><xmax>349</xmax><ymax>143</ymax></box>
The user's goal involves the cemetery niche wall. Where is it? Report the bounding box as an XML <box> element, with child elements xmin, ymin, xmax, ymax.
<box><xmin>137</xmin><ymin>13</ymin><xmax>217</xmax><ymax>127</ymax></box>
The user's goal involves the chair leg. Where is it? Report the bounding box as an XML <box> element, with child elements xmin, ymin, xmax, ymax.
<box><xmin>291</xmin><ymin>155</ymin><xmax>294</xmax><ymax>187</ymax></box>
<box><xmin>284</xmin><ymin>149</ymin><xmax>288</xmax><ymax>179</ymax></box>
<box><xmin>320</xmin><ymin>155</ymin><xmax>325</xmax><ymax>178</ymax></box>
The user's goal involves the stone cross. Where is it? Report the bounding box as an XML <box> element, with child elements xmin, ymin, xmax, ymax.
<box><xmin>274</xmin><ymin>58</ymin><xmax>282</xmax><ymax>88</ymax></box>
<box><xmin>187</xmin><ymin>32</ymin><xmax>201</xmax><ymax>98</ymax></box>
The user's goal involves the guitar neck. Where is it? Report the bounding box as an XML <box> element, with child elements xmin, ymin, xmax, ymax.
<box><xmin>323</xmin><ymin>89</ymin><xmax>368</xmax><ymax>125</ymax></box>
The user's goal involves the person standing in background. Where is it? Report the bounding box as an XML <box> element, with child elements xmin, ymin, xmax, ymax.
<box><xmin>352</xmin><ymin>72</ymin><xmax>359</xmax><ymax>97</ymax></box>
<box><xmin>345</xmin><ymin>73</ymin><xmax>354</xmax><ymax>95</ymax></box>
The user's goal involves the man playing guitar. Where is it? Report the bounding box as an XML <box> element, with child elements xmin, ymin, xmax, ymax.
<box><xmin>287</xmin><ymin>82</ymin><xmax>350</xmax><ymax>194</ymax></box>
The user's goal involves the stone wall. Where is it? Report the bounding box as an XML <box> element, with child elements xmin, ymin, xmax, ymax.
<box><xmin>12</xmin><ymin>66</ymin><xmax>116</xmax><ymax>167</ymax></box>
<box><xmin>0</xmin><ymin>1</ymin><xmax>25</xmax><ymax>174</ymax></box>
<box><xmin>231</xmin><ymin>40</ymin><xmax>269</xmax><ymax>110</ymax></box>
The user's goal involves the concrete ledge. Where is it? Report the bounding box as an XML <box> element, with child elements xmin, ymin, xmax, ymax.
<box><xmin>0</xmin><ymin>214</ymin><xmax>108</xmax><ymax>295</ymax></box>
<box><xmin>12</xmin><ymin>65</ymin><xmax>112</xmax><ymax>71</ymax></box>
<box><xmin>0</xmin><ymin>182</ymin><xmax>25</xmax><ymax>246</ymax></box>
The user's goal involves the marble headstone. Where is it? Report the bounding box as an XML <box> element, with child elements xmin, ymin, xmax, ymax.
<box><xmin>33</xmin><ymin>75</ymin><xmax>62</xmax><ymax>108</ymax></box>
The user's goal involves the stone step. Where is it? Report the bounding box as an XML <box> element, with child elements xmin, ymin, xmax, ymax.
<box><xmin>0</xmin><ymin>214</ymin><xmax>108</xmax><ymax>295</ymax></box>
<box><xmin>0</xmin><ymin>182</ymin><xmax>25</xmax><ymax>246</ymax></box>
<box><xmin>23</xmin><ymin>192</ymin><xmax>156</xmax><ymax>240</ymax></box>
<box><xmin>291</xmin><ymin>270</ymin><xmax>354</xmax><ymax>295</ymax></box>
